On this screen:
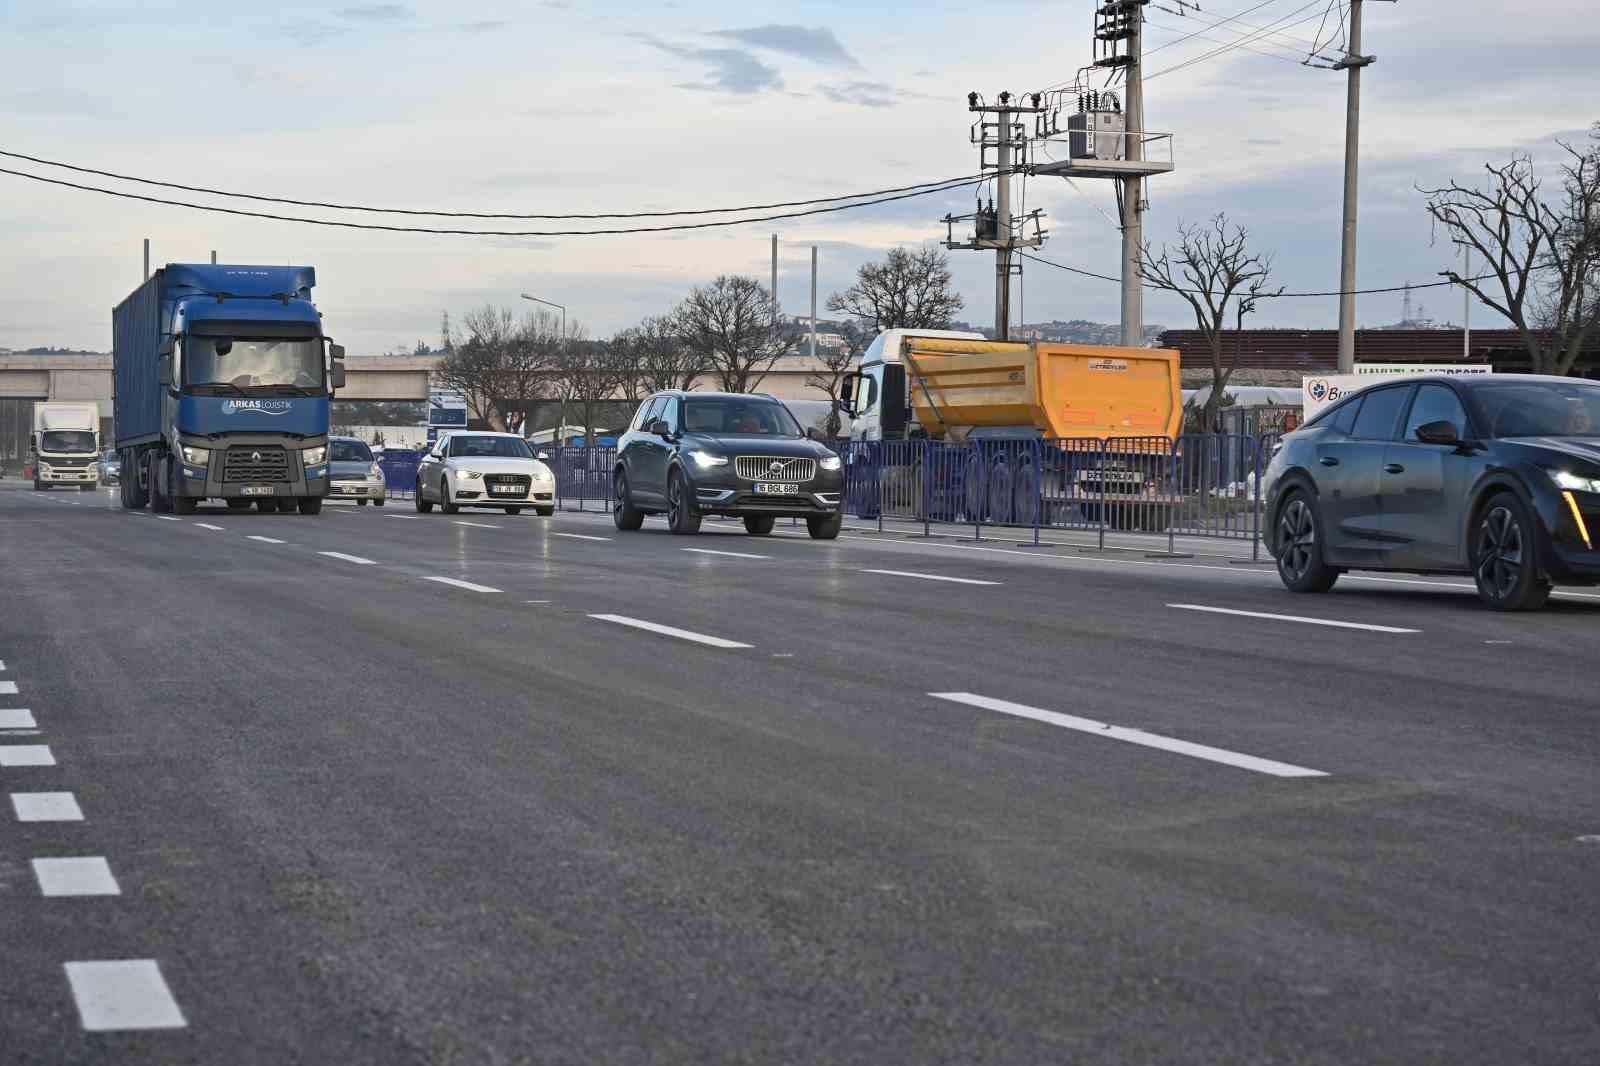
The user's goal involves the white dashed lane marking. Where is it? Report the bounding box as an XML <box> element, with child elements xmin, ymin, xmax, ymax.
<box><xmin>930</xmin><ymin>693</ymin><xmax>1329</xmax><ymax>779</ymax></box>
<box><xmin>11</xmin><ymin>792</ymin><xmax>85</xmax><ymax>822</ymax></box>
<box><xmin>860</xmin><ymin>569</ymin><xmax>1000</xmax><ymax>586</ymax></box>
<box><xmin>0</xmin><ymin>745</ymin><xmax>56</xmax><ymax>766</ymax></box>
<box><xmin>682</xmin><ymin>547</ymin><xmax>772</xmax><ymax>560</ymax></box>
<box><xmin>0</xmin><ymin>709</ymin><xmax>38</xmax><ymax>729</ymax></box>
<box><xmin>422</xmin><ymin>576</ymin><xmax>502</xmax><ymax>594</ymax></box>
<box><xmin>588</xmin><ymin>614</ymin><xmax>753</xmax><ymax>649</ymax></box>
<box><xmin>454</xmin><ymin>521</ymin><xmax>501</xmax><ymax>529</ymax></box>
<box><xmin>153</xmin><ymin>516</ymin><xmax>181</xmax><ymax>522</ymax></box>
<box><xmin>64</xmin><ymin>960</ymin><xmax>187</xmax><ymax>1032</ymax></box>
<box><xmin>247</xmin><ymin>536</ymin><xmax>286</xmax><ymax>544</ymax></box>
<box><xmin>33</xmin><ymin>857</ymin><xmax>121</xmax><ymax>897</ymax></box>
<box><xmin>193</xmin><ymin>523</ymin><xmax>225</xmax><ymax>531</ymax></box>
<box><xmin>552</xmin><ymin>532</ymin><xmax>611</xmax><ymax>542</ymax></box>
<box><xmin>1166</xmin><ymin>603</ymin><xmax>1421</xmax><ymax>634</ymax></box>
<box><xmin>317</xmin><ymin>551</ymin><xmax>378</xmax><ymax>565</ymax></box>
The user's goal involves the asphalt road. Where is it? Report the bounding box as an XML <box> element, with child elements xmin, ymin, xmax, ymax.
<box><xmin>2</xmin><ymin>479</ymin><xmax>1597</xmax><ymax>1065</ymax></box>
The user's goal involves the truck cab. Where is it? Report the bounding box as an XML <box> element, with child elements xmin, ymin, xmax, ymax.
<box><xmin>31</xmin><ymin>402</ymin><xmax>102</xmax><ymax>491</ymax></box>
<box><xmin>843</xmin><ymin>328</ymin><xmax>987</xmax><ymax>442</ymax></box>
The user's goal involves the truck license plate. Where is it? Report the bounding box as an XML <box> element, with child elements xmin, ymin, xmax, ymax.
<box><xmin>241</xmin><ymin>485</ymin><xmax>274</xmax><ymax>497</ymax></box>
<box><xmin>754</xmin><ymin>482</ymin><xmax>798</xmax><ymax>495</ymax></box>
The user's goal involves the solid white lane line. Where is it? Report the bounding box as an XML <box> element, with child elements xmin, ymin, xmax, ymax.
<box><xmin>454</xmin><ymin>520</ymin><xmax>502</xmax><ymax>529</ymax></box>
<box><xmin>930</xmin><ymin>692</ymin><xmax>1329</xmax><ymax>779</ymax></box>
<box><xmin>860</xmin><ymin>568</ymin><xmax>1000</xmax><ymax>586</ymax></box>
<box><xmin>11</xmin><ymin>792</ymin><xmax>85</xmax><ymax>822</ymax></box>
<box><xmin>0</xmin><ymin>745</ymin><xmax>55</xmax><ymax>767</ymax></box>
<box><xmin>1167</xmin><ymin>603</ymin><xmax>1420</xmax><ymax>634</ymax></box>
<box><xmin>193</xmin><ymin>522</ymin><xmax>225</xmax><ymax>531</ymax></box>
<box><xmin>33</xmin><ymin>856</ymin><xmax>121</xmax><ymax>897</ymax></box>
<box><xmin>247</xmin><ymin>535</ymin><xmax>286</xmax><ymax>544</ymax></box>
<box><xmin>682</xmin><ymin>547</ymin><xmax>772</xmax><ymax>560</ymax></box>
<box><xmin>588</xmin><ymin>614</ymin><xmax>753</xmax><ymax>649</ymax></box>
<box><xmin>64</xmin><ymin>960</ymin><xmax>187</xmax><ymax>1031</ymax></box>
<box><xmin>0</xmin><ymin>680</ymin><xmax>16</xmax><ymax>694</ymax></box>
<box><xmin>422</xmin><ymin>576</ymin><xmax>502</xmax><ymax>593</ymax></box>
<box><xmin>317</xmin><ymin>551</ymin><xmax>378</xmax><ymax>565</ymax></box>
<box><xmin>552</xmin><ymin>532</ymin><xmax>611</xmax><ymax>542</ymax></box>
<box><xmin>0</xmin><ymin>709</ymin><xmax>37</xmax><ymax>729</ymax></box>
<box><xmin>153</xmin><ymin>515</ymin><xmax>181</xmax><ymax>522</ymax></box>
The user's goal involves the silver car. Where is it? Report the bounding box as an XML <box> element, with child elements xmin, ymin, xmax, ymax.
<box><xmin>328</xmin><ymin>436</ymin><xmax>386</xmax><ymax>506</ymax></box>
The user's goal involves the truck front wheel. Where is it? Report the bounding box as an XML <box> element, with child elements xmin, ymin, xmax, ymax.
<box><xmin>148</xmin><ymin>454</ymin><xmax>172</xmax><ymax>513</ymax></box>
<box><xmin>297</xmin><ymin>497</ymin><xmax>323</xmax><ymax>515</ymax></box>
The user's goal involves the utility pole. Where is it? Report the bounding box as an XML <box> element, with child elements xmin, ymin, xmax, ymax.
<box><xmin>995</xmin><ymin>98</ymin><xmax>1014</xmax><ymax>337</ymax></box>
<box><xmin>1119</xmin><ymin>4</ymin><xmax>1145</xmax><ymax>347</ymax></box>
<box><xmin>1462</xmin><ymin>244</ymin><xmax>1471</xmax><ymax>359</ymax></box>
<box><xmin>771</xmin><ymin>234</ymin><xmax>778</xmax><ymax>327</ymax></box>
<box><xmin>142</xmin><ymin>238</ymin><xmax>149</xmax><ymax>283</ymax></box>
<box><xmin>210</xmin><ymin>250</ymin><xmax>217</xmax><ymax>265</ymax></box>
<box><xmin>809</xmin><ymin>246</ymin><xmax>818</xmax><ymax>360</ymax></box>
<box><xmin>1335</xmin><ymin>0</ymin><xmax>1375</xmax><ymax>372</ymax></box>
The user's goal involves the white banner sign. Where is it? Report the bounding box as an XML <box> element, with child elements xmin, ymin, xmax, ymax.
<box><xmin>1354</xmin><ymin>363</ymin><xmax>1494</xmax><ymax>377</ymax></box>
<box><xmin>1303</xmin><ymin>364</ymin><xmax>1493</xmax><ymax>418</ymax></box>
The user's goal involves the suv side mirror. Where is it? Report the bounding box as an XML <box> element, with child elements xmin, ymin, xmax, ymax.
<box><xmin>649</xmin><ymin>419</ymin><xmax>671</xmax><ymax>437</ymax></box>
<box><xmin>1414</xmin><ymin>420</ymin><xmax>1460</xmax><ymax>446</ymax></box>
<box><xmin>805</xmin><ymin>426</ymin><xmax>819</xmax><ymax>441</ymax></box>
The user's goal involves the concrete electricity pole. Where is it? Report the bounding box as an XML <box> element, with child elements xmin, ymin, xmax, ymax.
<box><xmin>1334</xmin><ymin>0</ymin><xmax>1375</xmax><ymax>372</ymax></box>
<box><xmin>1119</xmin><ymin>7</ymin><xmax>1145</xmax><ymax>347</ymax></box>
<box><xmin>994</xmin><ymin>99</ymin><xmax>1015</xmax><ymax>337</ymax></box>
<box><xmin>809</xmin><ymin>246</ymin><xmax>818</xmax><ymax>360</ymax></box>
<box><xmin>143</xmin><ymin>238</ymin><xmax>149</xmax><ymax>283</ymax></box>
<box><xmin>771</xmin><ymin>234</ymin><xmax>779</xmax><ymax>327</ymax></box>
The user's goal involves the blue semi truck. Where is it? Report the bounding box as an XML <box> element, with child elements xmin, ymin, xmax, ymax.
<box><xmin>112</xmin><ymin>264</ymin><xmax>346</xmax><ymax>515</ymax></box>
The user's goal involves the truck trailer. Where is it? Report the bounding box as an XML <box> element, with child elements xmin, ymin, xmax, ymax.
<box><xmin>112</xmin><ymin>264</ymin><xmax>346</xmax><ymax>515</ymax></box>
<box><xmin>30</xmin><ymin>402</ymin><xmax>102</xmax><ymax>491</ymax></box>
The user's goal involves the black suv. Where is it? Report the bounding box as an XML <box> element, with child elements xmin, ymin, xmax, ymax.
<box><xmin>612</xmin><ymin>391</ymin><xmax>845</xmax><ymax>538</ymax></box>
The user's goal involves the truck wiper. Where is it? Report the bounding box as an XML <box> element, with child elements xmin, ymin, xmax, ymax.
<box><xmin>191</xmin><ymin>382</ymin><xmax>247</xmax><ymax>396</ymax></box>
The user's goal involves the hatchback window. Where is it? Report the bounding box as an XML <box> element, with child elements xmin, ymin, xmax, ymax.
<box><xmin>1350</xmin><ymin>386</ymin><xmax>1410</xmax><ymax>440</ymax></box>
<box><xmin>330</xmin><ymin>440</ymin><xmax>374</xmax><ymax>462</ymax></box>
<box><xmin>1403</xmin><ymin>386</ymin><xmax>1470</xmax><ymax>441</ymax></box>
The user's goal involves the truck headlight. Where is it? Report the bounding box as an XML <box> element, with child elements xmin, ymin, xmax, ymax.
<box><xmin>302</xmin><ymin>446</ymin><xmax>327</xmax><ymax>467</ymax></box>
<box><xmin>689</xmin><ymin>450</ymin><xmax>728</xmax><ymax>469</ymax></box>
<box><xmin>818</xmin><ymin>455</ymin><xmax>842</xmax><ymax>471</ymax></box>
<box><xmin>181</xmin><ymin>445</ymin><xmax>210</xmax><ymax>466</ymax></box>
<box><xmin>1553</xmin><ymin>470</ymin><xmax>1600</xmax><ymax>494</ymax></box>
<box><xmin>39</xmin><ymin>463</ymin><xmax>52</xmax><ymax>475</ymax></box>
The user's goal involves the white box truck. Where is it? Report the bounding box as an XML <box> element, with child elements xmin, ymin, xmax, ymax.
<box><xmin>31</xmin><ymin>402</ymin><xmax>102</xmax><ymax>491</ymax></box>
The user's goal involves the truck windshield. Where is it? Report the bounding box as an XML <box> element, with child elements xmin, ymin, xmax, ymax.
<box><xmin>185</xmin><ymin>336</ymin><xmax>324</xmax><ymax>392</ymax></box>
<box><xmin>41</xmin><ymin>431</ymin><xmax>97</xmax><ymax>453</ymax></box>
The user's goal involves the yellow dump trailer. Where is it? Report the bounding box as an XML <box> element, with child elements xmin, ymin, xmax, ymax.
<box><xmin>901</xmin><ymin>338</ymin><xmax>1181</xmax><ymax>441</ymax></box>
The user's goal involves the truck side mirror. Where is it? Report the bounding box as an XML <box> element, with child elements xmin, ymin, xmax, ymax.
<box><xmin>328</xmin><ymin>343</ymin><xmax>346</xmax><ymax>361</ymax></box>
<box><xmin>840</xmin><ymin>377</ymin><xmax>854</xmax><ymax>404</ymax></box>
<box><xmin>329</xmin><ymin>363</ymin><xmax>346</xmax><ymax>390</ymax></box>
<box><xmin>157</xmin><ymin>353</ymin><xmax>172</xmax><ymax>387</ymax></box>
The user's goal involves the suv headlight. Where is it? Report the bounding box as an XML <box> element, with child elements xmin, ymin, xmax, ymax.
<box><xmin>818</xmin><ymin>454</ymin><xmax>842</xmax><ymax>471</ymax></box>
<box><xmin>1553</xmin><ymin>470</ymin><xmax>1600</xmax><ymax>494</ymax></box>
<box><xmin>461</xmin><ymin>470</ymin><xmax>483</xmax><ymax>480</ymax></box>
<box><xmin>302</xmin><ymin>446</ymin><xmax>327</xmax><ymax>467</ymax></box>
<box><xmin>689</xmin><ymin>449</ymin><xmax>728</xmax><ymax>469</ymax></box>
<box><xmin>181</xmin><ymin>445</ymin><xmax>210</xmax><ymax>466</ymax></box>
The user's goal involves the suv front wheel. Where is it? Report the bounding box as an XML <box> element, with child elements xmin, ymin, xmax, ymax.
<box><xmin>613</xmin><ymin>469</ymin><xmax>644</xmax><ymax>531</ymax></box>
<box><xmin>666</xmin><ymin>469</ymin><xmax>701</xmax><ymax>535</ymax></box>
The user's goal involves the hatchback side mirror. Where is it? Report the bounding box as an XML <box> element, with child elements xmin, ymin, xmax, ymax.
<box><xmin>1414</xmin><ymin>420</ymin><xmax>1460</xmax><ymax>446</ymax></box>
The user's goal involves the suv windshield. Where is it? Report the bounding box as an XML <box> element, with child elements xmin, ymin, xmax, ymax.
<box><xmin>40</xmin><ymin>431</ymin><xmax>97</xmax><ymax>453</ymax></box>
<box><xmin>682</xmin><ymin>399</ymin><xmax>802</xmax><ymax>437</ymax></box>
<box><xmin>185</xmin><ymin>336</ymin><xmax>323</xmax><ymax>392</ymax></box>
<box><xmin>1471</xmin><ymin>381</ymin><xmax>1600</xmax><ymax>438</ymax></box>
<box><xmin>448</xmin><ymin>436</ymin><xmax>533</xmax><ymax>459</ymax></box>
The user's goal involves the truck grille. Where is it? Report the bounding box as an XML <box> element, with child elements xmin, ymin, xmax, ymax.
<box><xmin>735</xmin><ymin>456</ymin><xmax>816</xmax><ymax>482</ymax></box>
<box><xmin>223</xmin><ymin>445</ymin><xmax>290</xmax><ymax>483</ymax></box>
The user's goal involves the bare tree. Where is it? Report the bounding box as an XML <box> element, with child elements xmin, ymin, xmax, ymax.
<box><xmin>805</xmin><ymin>322</ymin><xmax>867</xmax><ymax>438</ymax></box>
<box><xmin>500</xmin><ymin>311</ymin><xmax>561</xmax><ymax>436</ymax></box>
<box><xmin>432</xmin><ymin>305</ymin><xmax>557</xmax><ymax>432</ymax></box>
<box><xmin>1422</xmin><ymin>127</ymin><xmax>1600</xmax><ymax>375</ymax></box>
<box><xmin>674</xmin><ymin>275</ymin><xmax>797</xmax><ymax>394</ymax></box>
<box><xmin>1139</xmin><ymin>214</ymin><xmax>1282</xmax><ymax>433</ymax></box>
<box><xmin>826</xmin><ymin>246</ymin><xmax>964</xmax><ymax>331</ymax></box>
<box><xmin>610</xmin><ymin>315</ymin><xmax>709</xmax><ymax>401</ymax></box>
<box><xmin>551</xmin><ymin>325</ymin><xmax>629</xmax><ymax>447</ymax></box>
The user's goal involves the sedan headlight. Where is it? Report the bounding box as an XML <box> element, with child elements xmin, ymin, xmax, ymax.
<box><xmin>181</xmin><ymin>445</ymin><xmax>210</xmax><ymax>466</ymax></box>
<box><xmin>533</xmin><ymin>464</ymin><xmax>554</xmax><ymax>481</ymax></box>
<box><xmin>460</xmin><ymin>470</ymin><xmax>483</xmax><ymax>480</ymax></box>
<box><xmin>818</xmin><ymin>454</ymin><xmax>842</xmax><ymax>471</ymax></box>
<box><xmin>1553</xmin><ymin>470</ymin><xmax>1600</xmax><ymax>494</ymax></box>
<box><xmin>302</xmin><ymin>446</ymin><xmax>327</xmax><ymax>467</ymax></box>
<box><xmin>689</xmin><ymin>449</ymin><xmax>728</xmax><ymax>469</ymax></box>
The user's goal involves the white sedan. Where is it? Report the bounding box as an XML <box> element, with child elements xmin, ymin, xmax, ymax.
<box><xmin>414</xmin><ymin>432</ymin><xmax>556</xmax><ymax>516</ymax></box>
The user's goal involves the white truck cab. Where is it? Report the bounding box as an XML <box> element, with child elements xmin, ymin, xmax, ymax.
<box><xmin>844</xmin><ymin>328</ymin><xmax>986</xmax><ymax>441</ymax></box>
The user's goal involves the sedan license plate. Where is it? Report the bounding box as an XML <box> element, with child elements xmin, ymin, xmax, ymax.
<box><xmin>241</xmin><ymin>485</ymin><xmax>274</xmax><ymax>497</ymax></box>
<box><xmin>491</xmin><ymin>484</ymin><xmax>521</xmax><ymax>495</ymax></box>
<box><xmin>754</xmin><ymin>482</ymin><xmax>799</xmax><ymax>496</ymax></box>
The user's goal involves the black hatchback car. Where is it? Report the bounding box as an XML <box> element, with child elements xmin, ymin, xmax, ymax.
<box><xmin>612</xmin><ymin>391</ymin><xmax>845</xmax><ymax>538</ymax></box>
<box><xmin>1263</xmin><ymin>374</ymin><xmax>1600</xmax><ymax>610</ymax></box>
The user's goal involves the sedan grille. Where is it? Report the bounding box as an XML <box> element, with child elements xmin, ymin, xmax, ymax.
<box><xmin>223</xmin><ymin>445</ymin><xmax>290</xmax><ymax>483</ymax></box>
<box><xmin>735</xmin><ymin>456</ymin><xmax>816</xmax><ymax>482</ymax></box>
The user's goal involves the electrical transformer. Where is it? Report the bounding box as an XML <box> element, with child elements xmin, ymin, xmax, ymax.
<box><xmin>1067</xmin><ymin>109</ymin><xmax>1126</xmax><ymax>161</ymax></box>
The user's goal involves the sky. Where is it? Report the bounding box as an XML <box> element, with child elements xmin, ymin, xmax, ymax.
<box><xmin>0</xmin><ymin>0</ymin><xmax>1596</xmax><ymax>354</ymax></box>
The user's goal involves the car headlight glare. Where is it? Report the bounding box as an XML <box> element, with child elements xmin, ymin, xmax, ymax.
<box><xmin>302</xmin><ymin>446</ymin><xmax>327</xmax><ymax>467</ymax></box>
<box><xmin>818</xmin><ymin>454</ymin><xmax>842</xmax><ymax>471</ymax></box>
<box><xmin>461</xmin><ymin>470</ymin><xmax>483</xmax><ymax>479</ymax></box>
<box><xmin>181</xmin><ymin>445</ymin><xmax>210</xmax><ymax>466</ymax></box>
<box><xmin>1553</xmin><ymin>470</ymin><xmax>1600</xmax><ymax>494</ymax></box>
<box><xmin>689</xmin><ymin>450</ymin><xmax>728</xmax><ymax>469</ymax></box>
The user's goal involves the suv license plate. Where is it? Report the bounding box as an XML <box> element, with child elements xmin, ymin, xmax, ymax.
<box><xmin>241</xmin><ymin>485</ymin><xmax>274</xmax><ymax>497</ymax></box>
<box><xmin>755</xmin><ymin>482</ymin><xmax>799</xmax><ymax>495</ymax></box>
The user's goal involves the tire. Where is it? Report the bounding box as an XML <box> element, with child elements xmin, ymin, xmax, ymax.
<box><xmin>357</xmin><ymin>498</ymin><xmax>369</xmax><ymax>506</ymax></box>
<box><xmin>504</xmin><ymin>506</ymin><xmax>523</xmax><ymax>515</ymax></box>
<box><xmin>1273</xmin><ymin>489</ymin><xmax>1339</xmax><ymax>594</ymax></box>
<box><xmin>807</xmin><ymin>512</ymin><xmax>843</xmax><ymax>540</ymax></box>
<box><xmin>743</xmin><ymin>515</ymin><xmax>776</xmax><ymax>536</ymax></box>
<box><xmin>440</xmin><ymin>478</ymin><xmax>459</xmax><ymax>515</ymax></box>
<box><xmin>414</xmin><ymin>479</ymin><xmax>433</xmax><ymax>513</ymax></box>
<box><xmin>148</xmin><ymin>454</ymin><xmax>172</xmax><ymax>513</ymax></box>
<box><xmin>1471</xmin><ymin>492</ymin><xmax>1551</xmax><ymax>611</ymax></box>
<box><xmin>613</xmin><ymin>469</ymin><xmax>644</xmax><ymax>531</ymax></box>
<box><xmin>123</xmin><ymin>451</ymin><xmax>149</xmax><ymax>509</ymax></box>
<box><xmin>298</xmin><ymin>496</ymin><xmax>323</xmax><ymax>515</ymax></box>
<box><xmin>374</xmin><ymin>499</ymin><xmax>384</xmax><ymax>507</ymax></box>
<box><xmin>666</xmin><ymin>469</ymin><xmax>700</xmax><ymax>535</ymax></box>
<box><xmin>257</xmin><ymin>498</ymin><xmax>280</xmax><ymax>513</ymax></box>
<box><xmin>536</xmin><ymin>507</ymin><xmax>554</xmax><ymax>517</ymax></box>
<box><xmin>80</xmin><ymin>483</ymin><xmax>96</xmax><ymax>492</ymax></box>
<box><xmin>173</xmin><ymin>492</ymin><xmax>198</xmax><ymax>515</ymax></box>
<box><xmin>1013</xmin><ymin>459</ymin><xmax>1040</xmax><ymax>528</ymax></box>
<box><xmin>226</xmin><ymin>499</ymin><xmax>252</xmax><ymax>511</ymax></box>
<box><xmin>32</xmin><ymin>480</ymin><xmax>44</xmax><ymax>491</ymax></box>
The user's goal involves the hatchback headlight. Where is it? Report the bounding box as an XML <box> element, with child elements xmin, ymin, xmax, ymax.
<box><xmin>460</xmin><ymin>470</ymin><xmax>483</xmax><ymax>480</ymax></box>
<box><xmin>818</xmin><ymin>454</ymin><xmax>842</xmax><ymax>471</ymax></box>
<box><xmin>181</xmin><ymin>445</ymin><xmax>210</xmax><ymax>466</ymax></box>
<box><xmin>369</xmin><ymin>462</ymin><xmax>384</xmax><ymax>480</ymax></box>
<box><xmin>689</xmin><ymin>450</ymin><xmax>728</xmax><ymax>469</ymax></box>
<box><xmin>1553</xmin><ymin>470</ymin><xmax>1600</xmax><ymax>494</ymax></box>
<box><xmin>302</xmin><ymin>445</ymin><xmax>326</xmax><ymax>467</ymax></box>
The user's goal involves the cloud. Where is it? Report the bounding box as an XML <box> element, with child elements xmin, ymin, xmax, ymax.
<box><xmin>709</xmin><ymin>25</ymin><xmax>859</xmax><ymax>69</ymax></box>
<box><xmin>631</xmin><ymin>35</ymin><xmax>782</xmax><ymax>95</ymax></box>
<box><xmin>338</xmin><ymin>4</ymin><xmax>411</xmax><ymax>21</ymax></box>
<box><xmin>817</xmin><ymin>81</ymin><xmax>899</xmax><ymax>109</ymax></box>
<box><xmin>460</xmin><ymin>20</ymin><xmax>508</xmax><ymax>32</ymax></box>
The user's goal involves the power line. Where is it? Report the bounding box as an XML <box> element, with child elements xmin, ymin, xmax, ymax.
<box><xmin>1142</xmin><ymin>0</ymin><xmax>1293</xmax><ymax>57</ymax></box>
<box><xmin>1149</xmin><ymin>2</ymin><xmax>1322</xmax><ymax>51</ymax></box>
<box><xmin>1145</xmin><ymin>1</ymin><xmax>1340</xmax><ymax>80</ymax></box>
<box><xmin>0</xmin><ymin>164</ymin><xmax>1000</xmax><ymax>237</ymax></box>
<box><xmin>0</xmin><ymin>147</ymin><xmax>990</xmax><ymax>221</ymax></box>
<box><xmin>1143</xmin><ymin>19</ymin><xmax>1313</xmax><ymax>67</ymax></box>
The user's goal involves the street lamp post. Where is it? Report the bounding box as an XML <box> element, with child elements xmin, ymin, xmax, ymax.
<box><xmin>521</xmin><ymin>293</ymin><xmax>567</xmax><ymax>445</ymax></box>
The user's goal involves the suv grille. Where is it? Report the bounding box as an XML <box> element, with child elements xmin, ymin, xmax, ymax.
<box><xmin>223</xmin><ymin>445</ymin><xmax>290</xmax><ymax>483</ymax></box>
<box><xmin>735</xmin><ymin>456</ymin><xmax>816</xmax><ymax>482</ymax></box>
